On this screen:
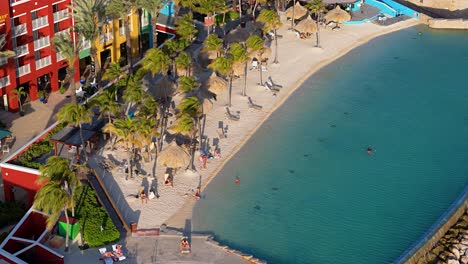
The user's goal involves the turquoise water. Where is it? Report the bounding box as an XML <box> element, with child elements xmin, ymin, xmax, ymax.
<box><xmin>192</xmin><ymin>25</ymin><xmax>468</xmax><ymax>264</ymax></box>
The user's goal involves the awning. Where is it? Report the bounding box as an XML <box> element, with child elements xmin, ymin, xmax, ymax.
<box><xmin>0</xmin><ymin>129</ymin><xmax>12</xmax><ymax>139</ymax></box>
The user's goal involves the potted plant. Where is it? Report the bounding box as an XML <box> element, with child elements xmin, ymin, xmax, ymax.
<box><xmin>11</xmin><ymin>87</ymin><xmax>27</xmax><ymax>116</ymax></box>
<box><xmin>39</xmin><ymin>90</ymin><xmax>47</xmax><ymax>104</ymax></box>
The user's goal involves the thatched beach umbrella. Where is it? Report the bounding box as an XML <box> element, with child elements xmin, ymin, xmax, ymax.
<box><xmin>296</xmin><ymin>15</ymin><xmax>318</xmax><ymax>34</ymax></box>
<box><xmin>233</xmin><ymin>62</ymin><xmax>246</xmax><ymax>77</ymax></box>
<box><xmin>225</xmin><ymin>26</ymin><xmax>250</xmax><ymax>44</ymax></box>
<box><xmin>196</xmin><ymin>90</ymin><xmax>214</xmax><ymax>114</ymax></box>
<box><xmin>324</xmin><ymin>6</ymin><xmax>351</xmax><ymax>24</ymax></box>
<box><xmin>204</xmin><ymin>72</ymin><xmax>227</xmax><ymax>95</ymax></box>
<box><xmin>255</xmin><ymin>46</ymin><xmax>271</xmax><ymax>61</ymax></box>
<box><xmin>285</xmin><ymin>2</ymin><xmax>308</xmax><ymax>20</ymax></box>
<box><xmin>158</xmin><ymin>142</ymin><xmax>190</xmax><ymax>169</ymax></box>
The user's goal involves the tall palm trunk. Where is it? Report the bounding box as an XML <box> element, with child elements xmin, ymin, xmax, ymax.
<box><xmin>91</xmin><ymin>47</ymin><xmax>102</xmax><ymax>89</ymax></box>
<box><xmin>315</xmin><ymin>12</ymin><xmax>321</xmax><ymax>48</ymax></box>
<box><xmin>273</xmin><ymin>29</ymin><xmax>279</xmax><ymax>64</ymax></box>
<box><xmin>78</xmin><ymin>124</ymin><xmax>89</xmax><ymax>163</ymax></box>
<box><xmin>151</xmin><ymin>16</ymin><xmax>158</xmax><ymax>48</ymax></box>
<box><xmin>259</xmin><ymin>61</ymin><xmax>263</xmax><ymax>85</ymax></box>
<box><xmin>124</xmin><ymin>17</ymin><xmax>134</xmax><ymax>75</ymax></box>
<box><xmin>291</xmin><ymin>0</ymin><xmax>296</xmax><ymax>30</ymax></box>
<box><xmin>251</xmin><ymin>0</ymin><xmax>258</xmax><ymax>18</ymax></box>
<box><xmin>64</xmin><ymin>208</ymin><xmax>70</xmax><ymax>252</ymax></box>
<box><xmin>127</xmin><ymin>150</ymin><xmax>132</xmax><ymax>180</ymax></box>
<box><xmin>68</xmin><ymin>68</ymin><xmax>77</xmax><ymax>103</ymax></box>
<box><xmin>228</xmin><ymin>76</ymin><xmax>233</xmax><ymax>107</ymax></box>
<box><xmin>242</xmin><ymin>61</ymin><xmax>248</xmax><ymax>96</ymax></box>
<box><xmin>239</xmin><ymin>0</ymin><xmax>242</xmax><ymax>18</ymax></box>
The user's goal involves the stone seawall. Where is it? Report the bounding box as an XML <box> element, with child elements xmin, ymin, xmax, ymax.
<box><xmin>428</xmin><ymin>19</ymin><xmax>468</xmax><ymax>29</ymax></box>
<box><xmin>395</xmin><ymin>187</ymin><xmax>468</xmax><ymax>264</ymax></box>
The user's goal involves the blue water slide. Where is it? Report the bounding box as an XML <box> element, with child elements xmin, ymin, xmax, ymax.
<box><xmin>365</xmin><ymin>0</ymin><xmax>419</xmax><ymax>18</ymax></box>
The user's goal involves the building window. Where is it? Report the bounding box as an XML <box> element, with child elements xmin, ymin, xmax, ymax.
<box><xmin>54</xmin><ymin>23</ymin><xmax>59</xmax><ymax>33</ymax></box>
<box><xmin>35</xmin><ymin>51</ymin><xmax>41</xmax><ymax>60</ymax></box>
<box><xmin>31</xmin><ymin>11</ymin><xmax>37</xmax><ymax>20</ymax></box>
<box><xmin>33</xmin><ymin>30</ymin><xmax>39</xmax><ymax>40</ymax></box>
<box><xmin>53</xmin><ymin>4</ymin><xmax>58</xmax><ymax>13</ymax></box>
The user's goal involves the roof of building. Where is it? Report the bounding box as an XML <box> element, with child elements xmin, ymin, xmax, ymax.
<box><xmin>50</xmin><ymin>116</ymin><xmax>105</xmax><ymax>146</ymax></box>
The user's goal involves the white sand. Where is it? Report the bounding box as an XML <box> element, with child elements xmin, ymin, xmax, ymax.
<box><xmin>92</xmin><ymin>18</ymin><xmax>420</xmax><ymax>230</ymax></box>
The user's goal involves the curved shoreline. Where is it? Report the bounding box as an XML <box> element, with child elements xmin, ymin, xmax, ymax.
<box><xmin>166</xmin><ymin>19</ymin><xmax>420</xmax><ymax>228</ymax></box>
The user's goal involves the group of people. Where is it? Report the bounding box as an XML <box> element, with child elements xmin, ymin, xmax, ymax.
<box><xmin>198</xmin><ymin>147</ymin><xmax>221</xmax><ymax>170</ymax></box>
<box><xmin>101</xmin><ymin>245</ymin><xmax>124</xmax><ymax>263</ymax></box>
<box><xmin>138</xmin><ymin>187</ymin><xmax>158</xmax><ymax>204</ymax></box>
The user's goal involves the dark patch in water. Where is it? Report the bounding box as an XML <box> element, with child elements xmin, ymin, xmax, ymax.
<box><xmin>272</xmin><ymin>187</ymin><xmax>279</xmax><ymax>191</ymax></box>
<box><xmin>317</xmin><ymin>138</ymin><xmax>326</xmax><ymax>143</ymax></box>
<box><xmin>288</xmin><ymin>169</ymin><xmax>295</xmax><ymax>174</ymax></box>
<box><xmin>393</xmin><ymin>56</ymin><xmax>399</xmax><ymax>60</ymax></box>
<box><xmin>254</xmin><ymin>205</ymin><xmax>261</xmax><ymax>210</ymax></box>
<box><xmin>344</xmin><ymin>112</ymin><xmax>350</xmax><ymax>115</ymax></box>
<box><xmin>303</xmin><ymin>154</ymin><xmax>309</xmax><ymax>157</ymax></box>
<box><xmin>330</xmin><ymin>124</ymin><xmax>336</xmax><ymax>128</ymax></box>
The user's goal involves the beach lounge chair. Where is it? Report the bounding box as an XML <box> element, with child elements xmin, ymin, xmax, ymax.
<box><xmin>99</xmin><ymin>248</ymin><xmax>107</xmax><ymax>255</ymax></box>
<box><xmin>248</xmin><ymin>97</ymin><xmax>263</xmax><ymax>110</ymax></box>
<box><xmin>261</xmin><ymin>65</ymin><xmax>268</xmax><ymax>72</ymax></box>
<box><xmin>251</xmin><ymin>60</ymin><xmax>258</xmax><ymax>70</ymax></box>
<box><xmin>164</xmin><ymin>173</ymin><xmax>174</xmax><ymax>187</ymax></box>
<box><xmin>179</xmin><ymin>237</ymin><xmax>191</xmax><ymax>254</ymax></box>
<box><xmin>112</xmin><ymin>244</ymin><xmax>126</xmax><ymax>261</ymax></box>
<box><xmin>264</xmin><ymin>82</ymin><xmax>280</xmax><ymax>92</ymax></box>
<box><xmin>268</xmin><ymin>76</ymin><xmax>283</xmax><ymax>88</ymax></box>
<box><xmin>225</xmin><ymin>107</ymin><xmax>240</xmax><ymax>121</ymax></box>
<box><xmin>217</xmin><ymin>128</ymin><xmax>226</xmax><ymax>139</ymax></box>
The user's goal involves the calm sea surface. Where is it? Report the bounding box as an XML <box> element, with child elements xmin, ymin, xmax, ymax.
<box><xmin>192</xmin><ymin>25</ymin><xmax>468</xmax><ymax>264</ymax></box>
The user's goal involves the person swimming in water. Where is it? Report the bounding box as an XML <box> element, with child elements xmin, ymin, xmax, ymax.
<box><xmin>367</xmin><ymin>147</ymin><xmax>373</xmax><ymax>155</ymax></box>
<box><xmin>235</xmin><ymin>177</ymin><xmax>240</xmax><ymax>185</ymax></box>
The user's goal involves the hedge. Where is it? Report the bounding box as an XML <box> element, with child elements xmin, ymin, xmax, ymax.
<box><xmin>74</xmin><ymin>185</ymin><xmax>120</xmax><ymax>247</ymax></box>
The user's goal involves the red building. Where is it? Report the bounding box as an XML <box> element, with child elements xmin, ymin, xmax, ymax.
<box><xmin>0</xmin><ymin>0</ymin><xmax>79</xmax><ymax>112</ymax></box>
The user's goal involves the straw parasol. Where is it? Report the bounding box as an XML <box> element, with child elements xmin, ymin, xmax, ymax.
<box><xmin>324</xmin><ymin>6</ymin><xmax>351</xmax><ymax>24</ymax></box>
<box><xmin>158</xmin><ymin>142</ymin><xmax>190</xmax><ymax>169</ymax></box>
<box><xmin>196</xmin><ymin>90</ymin><xmax>214</xmax><ymax>114</ymax></box>
<box><xmin>225</xmin><ymin>26</ymin><xmax>250</xmax><ymax>44</ymax></box>
<box><xmin>295</xmin><ymin>15</ymin><xmax>318</xmax><ymax>34</ymax></box>
<box><xmin>285</xmin><ymin>2</ymin><xmax>308</xmax><ymax>20</ymax></box>
<box><xmin>204</xmin><ymin>72</ymin><xmax>227</xmax><ymax>95</ymax></box>
<box><xmin>256</xmin><ymin>46</ymin><xmax>271</xmax><ymax>61</ymax></box>
<box><xmin>233</xmin><ymin>62</ymin><xmax>246</xmax><ymax>77</ymax></box>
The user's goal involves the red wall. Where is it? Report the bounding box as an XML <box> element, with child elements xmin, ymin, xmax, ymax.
<box><xmin>2</xmin><ymin>167</ymin><xmax>43</xmax><ymax>207</ymax></box>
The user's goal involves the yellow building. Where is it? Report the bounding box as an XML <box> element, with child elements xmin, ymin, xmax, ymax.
<box><xmin>79</xmin><ymin>9</ymin><xmax>140</xmax><ymax>75</ymax></box>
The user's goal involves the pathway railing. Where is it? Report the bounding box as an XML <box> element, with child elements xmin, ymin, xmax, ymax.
<box><xmin>394</xmin><ymin>186</ymin><xmax>468</xmax><ymax>264</ymax></box>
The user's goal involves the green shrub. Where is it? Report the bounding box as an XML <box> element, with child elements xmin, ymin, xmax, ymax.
<box><xmin>215</xmin><ymin>11</ymin><xmax>239</xmax><ymax>25</ymax></box>
<box><xmin>74</xmin><ymin>185</ymin><xmax>120</xmax><ymax>247</ymax></box>
<box><xmin>0</xmin><ymin>202</ymin><xmax>26</xmax><ymax>228</ymax></box>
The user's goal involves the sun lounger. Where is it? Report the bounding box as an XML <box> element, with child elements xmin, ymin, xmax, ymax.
<box><xmin>179</xmin><ymin>237</ymin><xmax>191</xmax><ymax>254</ymax></box>
<box><xmin>217</xmin><ymin>128</ymin><xmax>226</xmax><ymax>139</ymax></box>
<box><xmin>268</xmin><ymin>76</ymin><xmax>283</xmax><ymax>88</ymax></box>
<box><xmin>99</xmin><ymin>248</ymin><xmax>107</xmax><ymax>255</ymax></box>
<box><xmin>248</xmin><ymin>97</ymin><xmax>263</xmax><ymax>110</ymax></box>
<box><xmin>264</xmin><ymin>82</ymin><xmax>280</xmax><ymax>92</ymax></box>
<box><xmin>112</xmin><ymin>244</ymin><xmax>126</xmax><ymax>261</ymax></box>
<box><xmin>261</xmin><ymin>65</ymin><xmax>268</xmax><ymax>72</ymax></box>
<box><xmin>251</xmin><ymin>60</ymin><xmax>258</xmax><ymax>70</ymax></box>
<box><xmin>225</xmin><ymin>107</ymin><xmax>240</xmax><ymax>121</ymax></box>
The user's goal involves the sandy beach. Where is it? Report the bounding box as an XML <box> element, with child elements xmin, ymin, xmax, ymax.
<box><xmin>92</xmin><ymin>17</ymin><xmax>420</xmax><ymax>231</ymax></box>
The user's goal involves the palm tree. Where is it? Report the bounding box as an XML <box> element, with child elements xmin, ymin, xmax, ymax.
<box><xmin>0</xmin><ymin>34</ymin><xmax>15</xmax><ymax>59</ymax></box>
<box><xmin>139</xmin><ymin>97</ymin><xmax>158</xmax><ymax>119</ymax></box>
<box><xmin>203</xmin><ymin>34</ymin><xmax>223</xmax><ymax>58</ymax></box>
<box><xmin>176</xmin><ymin>96</ymin><xmax>202</xmax><ymax>170</ymax></box>
<box><xmin>229</xmin><ymin>43</ymin><xmax>249</xmax><ymax>96</ymax></box>
<box><xmin>34</xmin><ymin>182</ymin><xmax>73</xmax><ymax>252</ymax></box>
<box><xmin>141</xmin><ymin>48</ymin><xmax>170</xmax><ymax>77</ymax></box>
<box><xmin>175</xmin><ymin>51</ymin><xmax>192</xmax><ymax>77</ymax></box>
<box><xmin>103</xmin><ymin>117</ymin><xmax>140</xmax><ymax>179</ymax></box>
<box><xmin>176</xmin><ymin>13</ymin><xmax>198</xmax><ymax>47</ymax></box>
<box><xmin>102</xmin><ymin>62</ymin><xmax>124</xmax><ymax>101</ymax></box>
<box><xmin>136</xmin><ymin>117</ymin><xmax>158</xmax><ymax>162</ymax></box>
<box><xmin>136</xmin><ymin>0</ymin><xmax>164</xmax><ymax>49</ymax></box>
<box><xmin>89</xmin><ymin>90</ymin><xmax>121</xmax><ymax>123</ymax></box>
<box><xmin>246</xmin><ymin>35</ymin><xmax>265</xmax><ymax>86</ymax></box>
<box><xmin>37</xmin><ymin>156</ymin><xmax>81</xmax><ymax>217</ymax></box>
<box><xmin>306</xmin><ymin>0</ymin><xmax>326</xmax><ymax>48</ymax></box>
<box><xmin>123</xmin><ymin>77</ymin><xmax>144</xmax><ymax>115</ymax></box>
<box><xmin>251</xmin><ymin>0</ymin><xmax>267</xmax><ymax>18</ymax></box>
<box><xmin>56</xmin><ymin>103</ymin><xmax>93</xmax><ymax>163</ymax></box>
<box><xmin>209</xmin><ymin>56</ymin><xmax>234</xmax><ymax>106</ymax></box>
<box><xmin>178</xmin><ymin>76</ymin><xmax>198</xmax><ymax>94</ymax></box>
<box><xmin>257</xmin><ymin>9</ymin><xmax>282</xmax><ymax>64</ymax></box>
<box><xmin>72</xmin><ymin>0</ymin><xmax>107</xmax><ymax>87</ymax></box>
<box><xmin>52</xmin><ymin>33</ymin><xmax>83</xmax><ymax>103</ymax></box>
<box><xmin>10</xmin><ymin>87</ymin><xmax>27</xmax><ymax>113</ymax></box>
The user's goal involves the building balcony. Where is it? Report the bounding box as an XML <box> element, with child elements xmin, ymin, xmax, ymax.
<box><xmin>56</xmin><ymin>52</ymin><xmax>65</xmax><ymax>62</ymax></box>
<box><xmin>12</xmin><ymin>24</ymin><xmax>27</xmax><ymax>37</ymax></box>
<box><xmin>16</xmin><ymin>64</ymin><xmax>31</xmax><ymax>77</ymax></box>
<box><xmin>35</xmin><ymin>56</ymin><xmax>52</xmax><ymax>69</ymax></box>
<box><xmin>34</xmin><ymin>36</ymin><xmax>50</xmax><ymax>51</ymax></box>
<box><xmin>53</xmin><ymin>9</ymin><xmax>69</xmax><ymax>22</ymax></box>
<box><xmin>99</xmin><ymin>32</ymin><xmax>113</xmax><ymax>43</ymax></box>
<box><xmin>55</xmin><ymin>28</ymin><xmax>70</xmax><ymax>38</ymax></box>
<box><xmin>32</xmin><ymin>15</ymin><xmax>49</xmax><ymax>30</ymax></box>
<box><xmin>14</xmin><ymin>44</ymin><xmax>29</xmax><ymax>58</ymax></box>
<box><xmin>0</xmin><ymin>76</ymin><xmax>10</xmax><ymax>88</ymax></box>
